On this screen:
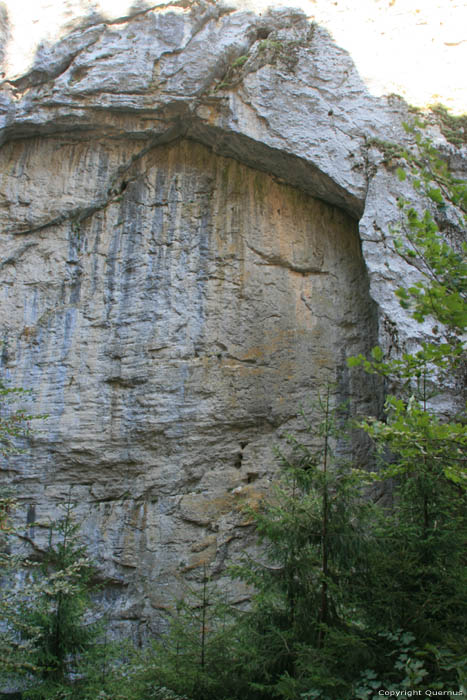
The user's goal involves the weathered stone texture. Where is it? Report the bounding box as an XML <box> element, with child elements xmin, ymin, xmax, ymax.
<box><xmin>1</xmin><ymin>135</ymin><xmax>376</xmax><ymax>634</ymax></box>
<box><xmin>0</xmin><ymin>0</ymin><xmax>461</xmax><ymax>635</ymax></box>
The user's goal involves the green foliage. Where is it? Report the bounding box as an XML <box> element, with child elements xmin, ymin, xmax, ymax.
<box><xmin>0</xmin><ymin>493</ymin><xmax>100</xmax><ymax>698</ymax></box>
<box><xmin>0</xmin><ymin>379</ymin><xmax>44</xmax><ymax>457</ymax></box>
<box><xmin>355</xmin><ymin>631</ymin><xmax>467</xmax><ymax>698</ymax></box>
<box><xmin>429</xmin><ymin>103</ymin><xmax>467</xmax><ymax>146</ymax></box>
<box><xmin>393</xmin><ymin>203</ymin><xmax>467</xmax><ymax>332</ymax></box>
<box><xmin>1</xmin><ymin>110</ymin><xmax>465</xmax><ymax>699</ymax></box>
<box><xmin>358</xmin><ymin>434</ymin><xmax>467</xmax><ymax>642</ymax></box>
<box><xmin>352</xmin><ymin>113</ymin><xmax>466</xmax><ymax>480</ymax></box>
<box><xmin>68</xmin><ymin>638</ymin><xmax>141</xmax><ymax>700</ymax></box>
<box><xmin>0</xmin><ymin>380</ymin><xmax>46</xmax><ymax>677</ymax></box>
<box><xmin>387</xmin><ymin>118</ymin><xmax>467</xmax><ymax>341</ymax></box>
<box><xmin>231</xmin><ymin>55</ymin><xmax>248</xmax><ymax>68</ymax></box>
<box><xmin>366</xmin><ymin>137</ymin><xmax>406</xmax><ymax>164</ymax></box>
<box><xmin>130</xmin><ymin>570</ymin><xmax>240</xmax><ymax>700</ymax></box>
<box><xmin>258</xmin><ymin>39</ymin><xmax>283</xmax><ymax>52</ymax></box>
<box><xmin>348</xmin><ymin>112</ymin><xmax>467</xmax><ymax>692</ymax></box>
<box><xmin>21</xmin><ymin>498</ymin><xmax>99</xmax><ymax>696</ymax></box>
<box><xmin>0</xmin><ymin>378</ymin><xmax>102</xmax><ymax>695</ymax></box>
<box><xmin>229</xmin><ymin>388</ymin><xmax>374</xmax><ymax>699</ymax></box>
<box><xmin>0</xmin><ymin>536</ymin><xmax>43</xmax><ymax>678</ymax></box>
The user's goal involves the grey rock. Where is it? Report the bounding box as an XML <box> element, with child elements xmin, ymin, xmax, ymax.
<box><xmin>0</xmin><ymin>0</ymin><xmax>462</xmax><ymax>636</ymax></box>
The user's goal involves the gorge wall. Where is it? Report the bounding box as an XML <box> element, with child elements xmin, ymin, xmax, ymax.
<box><xmin>0</xmin><ymin>0</ymin><xmax>464</xmax><ymax>637</ymax></box>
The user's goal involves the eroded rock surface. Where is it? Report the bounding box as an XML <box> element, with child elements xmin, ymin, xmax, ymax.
<box><xmin>0</xmin><ymin>0</ymin><xmax>460</xmax><ymax>636</ymax></box>
<box><xmin>0</xmin><ymin>136</ymin><xmax>377</xmax><ymax>635</ymax></box>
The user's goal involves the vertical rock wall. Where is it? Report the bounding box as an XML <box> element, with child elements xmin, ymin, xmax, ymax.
<box><xmin>2</xmin><ymin>0</ymin><xmax>461</xmax><ymax>636</ymax></box>
<box><xmin>0</xmin><ymin>136</ymin><xmax>376</xmax><ymax>635</ymax></box>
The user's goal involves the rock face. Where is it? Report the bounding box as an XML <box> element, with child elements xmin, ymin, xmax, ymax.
<box><xmin>0</xmin><ymin>1</ymin><xmax>459</xmax><ymax>636</ymax></box>
<box><xmin>0</xmin><ymin>134</ymin><xmax>377</xmax><ymax>635</ymax></box>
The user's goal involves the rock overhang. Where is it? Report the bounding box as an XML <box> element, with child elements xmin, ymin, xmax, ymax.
<box><xmin>0</xmin><ymin>3</ymin><xmax>396</xmax><ymax>214</ymax></box>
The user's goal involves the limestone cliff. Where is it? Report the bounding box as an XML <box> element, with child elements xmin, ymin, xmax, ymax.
<box><xmin>0</xmin><ymin>0</ymin><xmax>463</xmax><ymax>638</ymax></box>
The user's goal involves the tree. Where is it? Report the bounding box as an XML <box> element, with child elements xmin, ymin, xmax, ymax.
<box><xmin>0</xmin><ymin>379</ymin><xmax>44</xmax><ymax>678</ymax></box>
<box><xmin>231</xmin><ymin>388</ymin><xmax>374</xmax><ymax>699</ymax></box>
<box><xmin>20</xmin><ymin>496</ymin><xmax>100</xmax><ymax>699</ymax></box>
<box><xmin>133</xmin><ymin>566</ymin><xmax>240</xmax><ymax>700</ymax></box>
<box><xmin>226</xmin><ymin>113</ymin><xmax>466</xmax><ymax>699</ymax></box>
<box><xmin>0</xmin><ymin>381</ymin><xmax>37</xmax><ymax>458</ymax></box>
<box><xmin>349</xmin><ymin>114</ymin><xmax>467</xmax><ymax>691</ymax></box>
<box><xmin>0</xmin><ymin>378</ymin><xmax>98</xmax><ymax>697</ymax></box>
<box><xmin>0</xmin><ymin>377</ymin><xmax>101</xmax><ymax>697</ymax></box>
